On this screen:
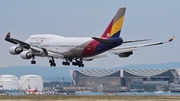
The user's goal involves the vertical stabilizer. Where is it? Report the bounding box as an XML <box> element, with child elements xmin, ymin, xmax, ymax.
<box><xmin>101</xmin><ymin>8</ymin><xmax>126</xmax><ymax>38</ymax></box>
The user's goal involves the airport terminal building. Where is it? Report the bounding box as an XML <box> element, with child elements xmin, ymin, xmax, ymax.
<box><xmin>69</xmin><ymin>69</ymin><xmax>180</xmax><ymax>92</ymax></box>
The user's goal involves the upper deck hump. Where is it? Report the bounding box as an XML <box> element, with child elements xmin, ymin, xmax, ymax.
<box><xmin>29</xmin><ymin>34</ymin><xmax>65</xmax><ymax>39</ymax></box>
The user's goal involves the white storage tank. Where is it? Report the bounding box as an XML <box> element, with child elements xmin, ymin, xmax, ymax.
<box><xmin>19</xmin><ymin>75</ymin><xmax>43</xmax><ymax>91</ymax></box>
<box><xmin>0</xmin><ymin>74</ymin><xmax>19</xmax><ymax>90</ymax></box>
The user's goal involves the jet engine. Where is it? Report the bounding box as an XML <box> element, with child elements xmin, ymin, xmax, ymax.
<box><xmin>118</xmin><ymin>51</ymin><xmax>133</xmax><ymax>58</ymax></box>
<box><xmin>9</xmin><ymin>46</ymin><xmax>23</xmax><ymax>55</ymax></box>
<box><xmin>20</xmin><ymin>51</ymin><xmax>33</xmax><ymax>59</ymax></box>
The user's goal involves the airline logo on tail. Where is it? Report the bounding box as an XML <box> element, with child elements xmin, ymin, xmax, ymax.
<box><xmin>101</xmin><ymin>7</ymin><xmax>126</xmax><ymax>38</ymax></box>
<box><xmin>82</xmin><ymin>8</ymin><xmax>126</xmax><ymax>57</ymax></box>
<box><xmin>6</xmin><ymin>32</ymin><xmax>10</xmax><ymax>38</ymax></box>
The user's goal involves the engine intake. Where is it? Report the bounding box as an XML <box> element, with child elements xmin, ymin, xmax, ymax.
<box><xmin>9</xmin><ymin>46</ymin><xmax>23</xmax><ymax>55</ymax></box>
<box><xmin>20</xmin><ymin>51</ymin><xmax>33</xmax><ymax>59</ymax></box>
<box><xmin>118</xmin><ymin>51</ymin><xmax>133</xmax><ymax>58</ymax></box>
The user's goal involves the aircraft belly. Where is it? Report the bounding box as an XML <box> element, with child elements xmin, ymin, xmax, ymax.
<box><xmin>71</xmin><ymin>49</ymin><xmax>83</xmax><ymax>57</ymax></box>
<box><xmin>63</xmin><ymin>47</ymin><xmax>84</xmax><ymax>58</ymax></box>
<box><xmin>63</xmin><ymin>40</ymin><xmax>92</xmax><ymax>58</ymax></box>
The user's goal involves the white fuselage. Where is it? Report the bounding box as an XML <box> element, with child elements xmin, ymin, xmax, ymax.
<box><xmin>25</xmin><ymin>34</ymin><xmax>92</xmax><ymax>53</ymax></box>
<box><xmin>25</xmin><ymin>34</ymin><xmax>96</xmax><ymax>58</ymax></box>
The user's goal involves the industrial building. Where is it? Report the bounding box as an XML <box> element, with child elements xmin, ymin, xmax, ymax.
<box><xmin>0</xmin><ymin>75</ymin><xmax>19</xmax><ymax>90</ymax></box>
<box><xmin>0</xmin><ymin>74</ymin><xmax>43</xmax><ymax>91</ymax></box>
<box><xmin>69</xmin><ymin>69</ymin><xmax>180</xmax><ymax>92</ymax></box>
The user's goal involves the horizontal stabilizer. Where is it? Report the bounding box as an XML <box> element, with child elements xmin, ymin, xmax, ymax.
<box><xmin>92</xmin><ymin>37</ymin><xmax>112</xmax><ymax>44</ymax></box>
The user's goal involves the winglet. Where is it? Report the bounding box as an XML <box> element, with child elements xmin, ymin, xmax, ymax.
<box><xmin>5</xmin><ymin>32</ymin><xmax>11</xmax><ymax>39</ymax></box>
<box><xmin>168</xmin><ymin>36</ymin><xmax>175</xmax><ymax>42</ymax></box>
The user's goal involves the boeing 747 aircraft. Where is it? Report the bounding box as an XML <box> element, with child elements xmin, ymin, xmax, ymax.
<box><xmin>5</xmin><ymin>8</ymin><xmax>174</xmax><ymax>67</ymax></box>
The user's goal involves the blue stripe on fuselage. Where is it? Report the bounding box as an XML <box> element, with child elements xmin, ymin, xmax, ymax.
<box><xmin>94</xmin><ymin>37</ymin><xmax>123</xmax><ymax>54</ymax></box>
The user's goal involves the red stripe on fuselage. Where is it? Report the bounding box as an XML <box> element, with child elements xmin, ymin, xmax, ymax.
<box><xmin>82</xmin><ymin>40</ymin><xmax>100</xmax><ymax>57</ymax></box>
<box><xmin>82</xmin><ymin>19</ymin><xmax>114</xmax><ymax>57</ymax></box>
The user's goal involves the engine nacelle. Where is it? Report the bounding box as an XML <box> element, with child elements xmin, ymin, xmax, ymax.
<box><xmin>118</xmin><ymin>51</ymin><xmax>133</xmax><ymax>58</ymax></box>
<box><xmin>9</xmin><ymin>46</ymin><xmax>23</xmax><ymax>55</ymax></box>
<box><xmin>20</xmin><ymin>51</ymin><xmax>33</xmax><ymax>59</ymax></box>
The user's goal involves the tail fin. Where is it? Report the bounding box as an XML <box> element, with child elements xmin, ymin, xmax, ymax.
<box><xmin>101</xmin><ymin>8</ymin><xmax>126</xmax><ymax>38</ymax></box>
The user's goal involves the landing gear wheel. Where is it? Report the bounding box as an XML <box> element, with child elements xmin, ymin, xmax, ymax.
<box><xmin>62</xmin><ymin>61</ymin><xmax>65</xmax><ymax>65</ymax></box>
<box><xmin>53</xmin><ymin>63</ymin><xmax>56</xmax><ymax>67</ymax></box>
<box><xmin>78</xmin><ymin>63</ymin><xmax>84</xmax><ymax>67</ymax></box>
<box><xmin>81</xmin><ymin>64</ymin><xmax>84</xmax><ymax>67</ymax></box>
<box><xmin>67</xmin><ymin>62</ymin><xmax>70</xmax><ymax>66</ymax></box>
<box><xmin>49</xmin><ymin>57</ymin><xmax>56</xmax><ymax>67</ymax></box>
<box><xmin>31</xmin><ymin>61</ymin><xmax>33</xmax><ymax>64</ymax></box>
<box><xmin>71</xmin><ymin>59</ymin><xmax>84</xmax><ymax>67</ymax></box>
<box><xmin>49</xmin><ymin>59</ymin><xmax>52</xmax><ymax>63</ymax></box>
<box><xmin>62</xmin><ymin>59</ymin><xmax>70</xmax><ymax>66</ymax></box>
<box><xmin>72</xmin><ymin>62</ymin><xmax>77</xmax><ymax>66</ymax></box>
<box><xmin>50</xmin><ymin>63</ymin><xmax>56</xmax><ymax>67</ymax></box>
<box><xmin>31</xmin><ymin>55</ymin><xmax>36</xmax><ymax>65</ymax></box>
<box><xmin>31</xmin><ymin>60</ymin><xmax>36</xmax><ymax>64</ymax></box>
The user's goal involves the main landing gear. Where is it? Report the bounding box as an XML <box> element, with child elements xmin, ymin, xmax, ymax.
<box><xmin>62</xmin><ymin>59</ymin><xmax>70</xmax><ymax>66</ymax></box>
<box><xmin>72</xmin><ymin>59</ymin><xmax>84</xmax><ymax>67</ymax></box>
<box><xmin>30</xmin><ymin>57</ymin><xmax>84</xmax><ymax>67</ymax></box>
<box><xmin>31</xmin><ymin>56</ymin><xmax>36</xmax><ymax>64</ymax></box>
<box><xmin>49</xmin><ymin>57</ymin><xmax>56</xmax><ymax>67</ymax></box>
<box><xmin>62</xmin><ymin>58</ymin><xmax>84</xmax><ymax>67</ymax></box>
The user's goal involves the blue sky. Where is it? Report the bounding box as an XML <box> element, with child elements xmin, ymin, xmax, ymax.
<box><xmin>0</xmin><ymin>0</ymin><xmax>180</xmax><ymax>68</ymax></box>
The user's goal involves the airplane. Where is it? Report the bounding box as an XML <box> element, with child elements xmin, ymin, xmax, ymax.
<box><xmin>4</xmin><ymin>7</ymin><xmax>175</xmax><ymax>67</ymax></box>
<box><xmin>24</xmin><ymin>85</ymin><xmax>38</xmax><ymax>95</ymax></box>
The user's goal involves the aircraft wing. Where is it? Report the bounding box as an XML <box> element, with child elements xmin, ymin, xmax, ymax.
<box><xmin>109</xmin><ymin>36</ymin><xmax>175</xmax><ymax>55</ymax></box>
<box><xmin>122</xmin><ymin>39</ymin><xmax>151</xmax><ymax>43</ymax></box>
<box><xmin>5</xmin><ymin>32</ymin><xmax>64</xmax><ymax>59</ymax></box>
<box><xmin>30</xmin><ymin>45</ymin><xmax>64</xmax><ymax>59</ymax></box>
<box><xmin>5</xmin><ymin>32</ymin><xmax>31</xmax><ymax>49</ymax></box>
